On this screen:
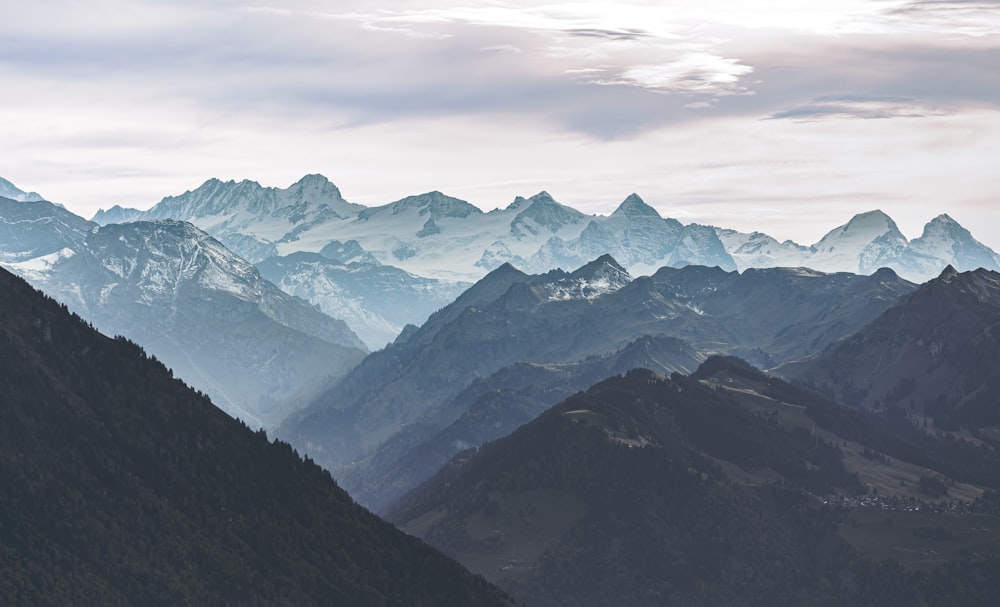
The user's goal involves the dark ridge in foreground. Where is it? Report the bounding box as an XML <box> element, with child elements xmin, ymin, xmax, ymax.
<box><xmin>0</xmin><ymin>267</ymin><xmax>512</xmax><ymax>607</ymax></box>
<box><xmin>390</xmin><ymin>360</ymin><xmax>1000</xmax><ymax>607</ymax></box>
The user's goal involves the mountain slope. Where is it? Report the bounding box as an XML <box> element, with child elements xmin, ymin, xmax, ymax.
<box><xmin>342</xmin><ymin>334</ymin><xmax>705</xmax><ymax>512</ymax></box>
<box><xmin>1</xmin><ymin>198</ymin><xmax>367</xmax><ymax>427</ymax></box>
<box><xmin>0</xmin><ymin>266</ymin><xmax>512</xmax><ymax>607</ymax></box>
<box><xmin>0</xmin><ymin>196</ymin><xmax>92</xmax><ymax>263</ymax></box>
<box><xmin>283</xmin><ymin>258</ymin><xmax>915</xmax><ymax>483</ymax></box>
<box><xmin>256</xmin><ymin>251</ymin><xmax>468</xmax><ymax>350</ymax></box>
<box><xmin>896</xmin><ymin>214</ymin><xmax>1000</xmax><ymax>280</ymax></box>
<box><xmin>389</xmin><ymin>361</ymin><xmax>1000</xmax><ymax>607</ymax></box>
<box><xmin>808</xmin><ymin>210</ymin><xmax>909</xmax><ymax>274</ymax></box>
<box><xmin>0</xmin><ymin>177</ymin><xmax>44</xmax><ymax>202</ymax></box>
<box><xmin>787</xmin><ymin>266</ymin><xmax>1000</xmax><ymax>428</ymax></box>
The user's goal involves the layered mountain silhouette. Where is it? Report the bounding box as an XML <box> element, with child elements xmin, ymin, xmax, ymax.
<box><xmin>0</xmin><ymin>196</ymin><xmax>366</xmax><ymax>427</ymax></box>
<box><xmin>389</xmin><ymin>359</ymin><xmax>1000</xmax><ymax>607</ymax></box>
<box><xmin>0</xmin><ymin>266</ymin><xmax>512</xmax><ymax>606</ymax></box>
<box><xmin>282</xmin><ymin>255</ymin><xmax>916</xmax><ymax>509</ymax></box>
<box><xmin>787</xmin><ymin>266</ymin><xmax>1000</xmax><ymax>429</ymax></box>
<box><xmin>341</xmin><ymin>334</ymin><xmax>705</xmax><ymax>512</ymax></box>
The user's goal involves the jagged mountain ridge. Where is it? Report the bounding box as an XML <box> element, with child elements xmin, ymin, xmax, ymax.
<box><xmin>281</xmin><ymin>255</ymin><xmax>916</xmax><ymax>490</ymax></box>
<box><xmin>786</xmin><ymin>266</ymin><xmax>1000</xmax><ymax>429</ymax></box>
<box><xmin>93</xmin><ymin>174</ymin><xmax>365</xmax><ymax>262</ymax></box>
<box><xmin>91</xmin><ymin>176</ymin><xmax>737</xmax><ymax>280</ymax></box>
<box><xmin>91</xmin><ymin>174</ymin><xmax>997</xmax><ymax>285</ymax></box>
<box><xmin>0</xmin><ymin>266</ymin><xmax>513</xmax><ymax>606</ymax></box>
<box><xmin>0</xmin><ymin>197</ymin><xmax>367</xmax><ymax>427</ymax></box>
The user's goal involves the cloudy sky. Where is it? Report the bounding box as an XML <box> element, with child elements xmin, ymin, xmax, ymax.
<box><xmin>2</xmin><ymin>0</ymin><xmax>999</xmax><ymax>248</ymax></box>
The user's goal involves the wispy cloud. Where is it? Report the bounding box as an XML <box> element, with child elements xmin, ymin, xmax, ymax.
<box><xmin>882</xmin><ymin>0</ymin><xmax>1000</xmax><ymax>36</ymax></box>
<box><xmin>1</xmin><ymin>1</ymin><xmax>998</xmax><ymax>248</ymax></box>
<box><xmin>769</xmin><ymin>95</ymin><xmax>944</xmax><ymax>121</ymax></box>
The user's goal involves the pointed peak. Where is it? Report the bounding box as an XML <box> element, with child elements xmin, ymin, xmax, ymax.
<box><xmin>288</xmin><ymin>173</ymin><xmax>344</xmax><ymax>200</ymax></box>
<box><xmin>939</xmin><ymin>264</ymin><xmax>959</xmax><ymax>280</ymax></box>
<box><xmin>295</xmin><ymin>173</ymin><xmax>331</xmax><ymax>185</ymax></box>
<box><xmin>570</xmin><ymin>254</ymin><xmax>630</xmax><ymax>279</ymax></box>
<box><xmin>921</xmin><ymin>213</ymin><xmax>966</xmax><ymax>234</ymax></box>
<box><xmin>527</xmin><ymin>191</ymin><xmax>555</xmax><ymax>203</ymax></box>
<box><xmin>486</xmin><ymin>261</ymin><xmax>528</xmax><ymax>279</ymax></box>
<box><xmin>612</xmin><ymin>193</ymin><xmax>661</xmax><ymax>219</ymax></box>
<box><xmin>505</xmin><ymin>196</ymin><xmax>528</xmax><ymax>211</ymax></box>
<box><xmin>870</xmin><ymin>266</ymin><xmax>902</xmax><ymax>281</ymax></box>
<box><xmin>844</xmin><ymin>209</ymin><xmax>900</xmax><ymax>231</ymax></box>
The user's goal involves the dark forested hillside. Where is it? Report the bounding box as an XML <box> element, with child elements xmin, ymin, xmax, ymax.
<box><xmin>389</xmin><ymin>361</ymin><xmax>1000</xmax><ymax>607</ymax></box>
<box><xmin>787</xmin><ymin>266</ymin><xmax>1000</xmax><ymax>429</ymax></box>
<box><xmin>0</xmin><ymin>267</ymin><xmax>511</xmax><ymax>606</ymax></box>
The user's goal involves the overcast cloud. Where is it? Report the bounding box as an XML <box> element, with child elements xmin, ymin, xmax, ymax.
<box><xmin>1</xmin><ymin>0</ymin><xmax>998</xmax><ymax>248</ymax></box>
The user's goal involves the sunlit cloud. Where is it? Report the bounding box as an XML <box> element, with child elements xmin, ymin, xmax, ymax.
<box><xmin>593</xmin><ymin>53</ymin><xmax>754</xmax><ymax>96</ymax></box>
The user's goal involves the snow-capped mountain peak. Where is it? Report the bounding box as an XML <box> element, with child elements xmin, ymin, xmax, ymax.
<box><xmin>363</xmin><ymin>191</ymin><xmax>481</xmax><ymax>221</ymax></box>
<box><xmin>82</xmin><ymin>174</ymin><xmax>998</xmax><ymax>286</ymax></box>
<box><xmin>536</xmin><ymin>254</ymin><xmax>633</xmax><ymax>301</ymax></box>
<box><xmin>611</xmin><ymin>193</ymin><xmax>662</xmax><ymax>219</ymax></box>
<box><xmin>287</xmin><ymin>173</ymin><xmax>345</xmax><ymax>200</ymax></box>
<box><xmin>808</xmin><ymin>209</ymin><xmax>908</xmax><ymax>274</ymax></box>
<box><xmin>905</xmin><ymin>213</ymin><xmax>1000</xmax><ymax>274</ymax></box>
<box><xmin>841</xmin><ymin>209</ymin><xmax>900</xmax><ymax>234</ymax></box>
<box><xmin>510</xmin><ymin>192</ymin><xmax>586</xmax><ymax>237</ymax></box>
<box><xmin>569</xmin><ymin>253</ymin><xmax>630</xmax><ymax>282</ymax></box>
<box><xmin>89</xmin><ymin>220</ymin><xmax>263</xmax><ymax>305</ymax></box>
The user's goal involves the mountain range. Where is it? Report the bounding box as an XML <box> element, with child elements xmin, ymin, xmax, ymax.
<box><xmin>0</xmin><ymin>195</ymin><xmax>366</xmax><ymax>427</ymax></box>
<box><xmin>6</xmin><ymin>172</ymin><xmax>1000</xmax><ymax>605</ymax></box>
<box><xmin>94</xmin><ymin>174</ymin><xmax>1000</xmax><ymax>285</ymax></box>
<box><xmin>283</xmin><ymin>254</ymin><xmax>917</xmax><ymax>510</ymax></box>
<box><xmin>0</xmin><ymin>265</ymin><xmax>512</xmax><ymax>606</ymax></box>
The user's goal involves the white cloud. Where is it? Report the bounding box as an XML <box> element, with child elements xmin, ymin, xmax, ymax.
<box><xmin>1</xmin><ymin>0</ymin><xmax>998</xmax><ymax>250</ymax></box>
<box><xmin>593</xmin><ymin>53</ymin><xmax>754</xmax><ymax>96</ymax></box>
